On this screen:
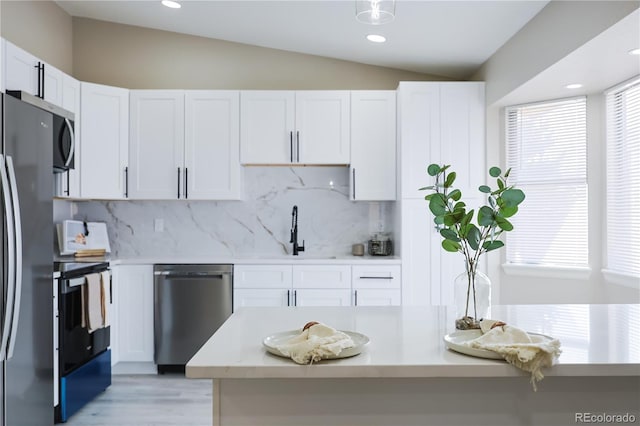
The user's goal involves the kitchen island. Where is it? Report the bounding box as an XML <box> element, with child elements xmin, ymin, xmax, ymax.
<box><xmin>187</xmin><ymin>305</ymin><xmax>640</xmax><ymax>426</ymax></box>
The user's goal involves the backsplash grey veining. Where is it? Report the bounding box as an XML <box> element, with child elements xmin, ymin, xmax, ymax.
<box><xmin>60</xmin><ymin>167</ymin><xmax>395</xmax><ymax>258</ymax></box>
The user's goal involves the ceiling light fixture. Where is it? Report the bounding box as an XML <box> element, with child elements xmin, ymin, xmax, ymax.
<box><xmin>629</xmin><ymin>48</ymin><xmax>640</xmax><ymax>55</ymax></box>
<box><xmin>161</xmin><ymin>0</ymin><xmax>181</xmax><ymax>9</ymax></box>
<box><xmin>356</xmin><ymin>0</ymin><xmax>395</xmax><ymax>25</ymax></box>
<box><xmin>565</xmin><ymin>83</ymin><xmax>583</xmax><ymax>89</ymax></box>
<box><xmin>366</xmin><ymin>34</ymin><xmax>387</xmax><ymax>43</ymax></box>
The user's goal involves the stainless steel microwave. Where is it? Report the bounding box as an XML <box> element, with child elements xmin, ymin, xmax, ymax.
<box><xmin>6</xmin><ymin>90</ymin><xmax>75</xmax><ymax>173</ymax></box>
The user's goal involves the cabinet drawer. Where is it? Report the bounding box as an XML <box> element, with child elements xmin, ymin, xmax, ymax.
<box><xmin>234</xmin><ymin>265</ymin><xmax>292</xmax><ymax>289</ymax></box>
<box><xmin>352</xmin><ymin>265</ymin><xmax>401</xmax><ymax>289</ymax></box>
<box><xmin>292</xmin><ymin>265</ymin><xmax>351</xmax><ymax>289</ymax></box>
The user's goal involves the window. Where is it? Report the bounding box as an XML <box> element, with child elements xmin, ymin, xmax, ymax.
<box><xmin>605</xmin><ymin>77</ymin><xmax>640</xmax><ymax>282</ymax></box>
<box><xmin>505</xmin><ymin>97</ymin><xmax>588</xmax><ymax>269</ymax></box>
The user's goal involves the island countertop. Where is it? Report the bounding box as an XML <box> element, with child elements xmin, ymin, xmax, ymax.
<box><xmin>186</xmin><ymin>304</ymin><xmax>640</xmax><ymax>379</ymax></box>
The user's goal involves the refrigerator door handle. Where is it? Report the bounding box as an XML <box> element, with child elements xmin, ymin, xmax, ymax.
<box><xmin>0</xmin><ymin>155</ymin><xmax>17</xmax><ymax>361</ymax></box>
<box><xmin>6</xmin><ymin>156</ymin><xmax>23</xmax><ymax>359</ymax></box>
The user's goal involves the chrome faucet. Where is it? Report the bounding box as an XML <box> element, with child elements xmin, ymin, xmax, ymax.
<box><xmin>290</xmin><ymin>205</ymin><xmax>305</xmax><ymax>256</ymax></box>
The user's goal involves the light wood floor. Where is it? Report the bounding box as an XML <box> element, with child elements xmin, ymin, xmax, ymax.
<box><xmin>64</xmin><ymin>374</ymin><xmax>212</xmax><ymax>426</ymax></box>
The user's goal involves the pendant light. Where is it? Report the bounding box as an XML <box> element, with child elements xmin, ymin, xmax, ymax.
<box><xmin>355</xmin><ymin>0</ymin><xmax>395</xmax><ymax>25</ymax></box>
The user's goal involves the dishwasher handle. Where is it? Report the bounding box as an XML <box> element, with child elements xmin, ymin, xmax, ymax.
<box><xmin>154</xmin><ymin>271</ymin><xmax>230</xmax><ymax>279</ymax></box>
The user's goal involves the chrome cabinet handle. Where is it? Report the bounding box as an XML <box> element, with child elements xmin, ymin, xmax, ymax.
<box><xmin>359</xmin><ymin>276</ymin><xmax>393</xmax><ymax>280</ymax></box>
<box><xmin>354</xmin><ymin>290</ymin><xmax>358</xmax><ymax>306</ymax></box>
<box><xmin>294</xmin><ymin>290</ymin><xmax>297</xmax><ymax>306</ymax></box>
<box><xmin>296</xmin><ymin>131</ymin><xmax>300</xmax><ymax>162</ymax></box>
<box><xmin>287</xmin><ymin>290</ymin><xmax>291</xmax><ymax>306</ymax></box>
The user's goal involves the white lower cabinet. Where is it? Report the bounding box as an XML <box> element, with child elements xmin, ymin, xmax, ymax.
<box><xmin>352</xmin><ymin>265</ymin><xmax>401</xmax><ymax>306</ymax></box>
<box><xmin>112</xmin><ymin>264</ymin><xmax>154</xmax><ymax>363</ymax></box>
<box><xmin>234</xmin><ymin>264</ymin><xmax>351</xmax><ymax>310</ymax></box>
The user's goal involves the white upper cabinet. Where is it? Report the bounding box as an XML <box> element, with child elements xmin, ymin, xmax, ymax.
<box><xmin>350</xmin><ymin>91</ymin><xmax>397</xmax><ymax>201</ymax></box>
<box><xmin>3</xmin><ymin>40</ymin><xmax>64</xmax><ymax>107</ymax></box>
<box><xmin>129</xmin><ymin>90</ymin><xmax>185</xmax><ymax>199</ymax></box>
<box><xmin>240</xmin><ymin>91</ymin><xmax>350</xmax><ymax>165</ymax></box>
<box><xmin>129</xmin><ymin>90</ymin><xmax>242</xmax><ymax>200</ymax></box>
<box><xmin>80</xmin><ymin>82</ymin><xmax>129</xmax><ymax>199</ymax></box>
<box><xmin>184</xmin><ymin>91</ymin><xmax>241</xmax><ymax>200</ymax></box>
<box><xmin>398</xmin><ymin>82</ymin><xmax>485</xmax><ymax>199</ymax></box>
<box><xmin>55</xmin><ymin>74</ymin><xmax>81</xmax><ymax>198</ymax></box>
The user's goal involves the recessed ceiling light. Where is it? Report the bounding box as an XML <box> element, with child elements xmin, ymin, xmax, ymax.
<box><xmin>366</xmin><ymin>34</ymin><xmax>386</xmax><ymax>43</ymax></box>
<box><xmin>565</xmin><ymin>83</ymin><xmax>583</xmax><ymax>89</ymax></box>
<box><xmin>629</xmin><ymin>48</ymin><xmax>640</xmax><ymax>55</ymax></box>
<box><xmin>161</xmin><ymin>0</ymin><xmax>181</xmax><ymax>9</ymax></box>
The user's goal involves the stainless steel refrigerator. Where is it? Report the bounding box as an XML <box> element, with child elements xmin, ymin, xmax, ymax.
<box><xmin>1</xmin><ymin>92</ymin><xmax>54</xmax><ymax>426</ymax></box>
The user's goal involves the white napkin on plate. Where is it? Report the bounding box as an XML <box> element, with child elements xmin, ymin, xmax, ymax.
<box><xmin>464</xmin><ymin>319</ymin><xmax>562</xmax><ymax>391</ymax></box>
<box><xmin>276</xmin><ymin>323</ymin><xmax>355</xmax><ymax>365</ymax></box>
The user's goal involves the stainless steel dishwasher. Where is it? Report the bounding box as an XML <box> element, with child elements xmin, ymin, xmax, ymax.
<box><xmin>153</xmin><ymin>264</ymin><xmax>233</xmax><ymax>373</ymax></box>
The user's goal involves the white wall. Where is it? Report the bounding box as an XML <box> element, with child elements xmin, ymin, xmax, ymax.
<box><xmin>472</xmin><ymin>1</ymin><xmax>640</xmax><ymax>304</ymax></box>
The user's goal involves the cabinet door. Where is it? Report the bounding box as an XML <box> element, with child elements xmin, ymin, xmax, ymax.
<box><xmin>80</xmin><ymin>82</ymin><xmax>129</xmax><ymax>199</ymax></box>
<box><xmin>115</xmin><ymin>265</ymin><xmax>154</xmax><ymax>363</ymax></box>
<box><xmin>129</xmin><ymin>91</ymin><xmax>185</xmax><ymax>199</ymax></box>
<box><xmin>184</xmin><ymin>91</ymin><xmax>241</xmax><ymax>200</ymax></box>
<box><xmin>440</xmin><ymin>83</ymin><xmax>485</xmax><ymax>196</ymax></box>
<box><xmin>294</xmin><ymin>289</ymin><xmax>351</xmax><ymax>307</ymax></box>
<box><xmin>4</xmin><ymin>40</ymin><xmax>39</xmax><ymax>96</ymax></box>
<box><xmin>295</xmin><ymin>91</ymin><xmax>350</xmax><ymax>164</ymax></box>
<box><xmin>234</xmin><ymin>289</ymin><xmax>290</xmax><ymax>311</ymax></box>
<box><xmin>240</xmin><ymin>91</ymin><xmax>295</xmax><ymax>164</ymax></box>
<box><xmin>43</xmin><ymin>62</ymin><xmax>64</xmax><ymax>107</ymax></box>
<box><xmin>55</xmin><ymin>74</ymin><xmax>81</xmax><ymax>198</ymax></box>
<box><xmin>353</xmin><ymin>289</ymin><xmax>400</xmax><ymax>306</ymax></box>
<box><xmin>350</xmin><ymin>91</ymin><xmax>396</xmax><ymax>200</ymax></box>
<box><xmin>292</xmin><ymin>265</ymin><xmax>351</xmax><ymax>289</ymax></box>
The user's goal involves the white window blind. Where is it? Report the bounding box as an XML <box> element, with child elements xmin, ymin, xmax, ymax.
<box><xmin>505</xmin><ymin>97</ymin><xmax>588</xmax><ymax>267</ymax></box>
<box><xmin>606</xmin><ymin>77</ymin><xmax>640</xmax><ymax>278</ymax></box>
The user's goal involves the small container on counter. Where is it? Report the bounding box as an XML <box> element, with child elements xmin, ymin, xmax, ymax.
<box><xmin>352</xmin><ymin>243</ymin><xmax>365</xmax><ymax>256</ymax></box>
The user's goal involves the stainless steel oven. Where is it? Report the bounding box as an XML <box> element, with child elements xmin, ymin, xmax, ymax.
<box><xmin>54</xmin><ymin>262</ymin><xmax>111</xmax><ymax>423</ymax></box>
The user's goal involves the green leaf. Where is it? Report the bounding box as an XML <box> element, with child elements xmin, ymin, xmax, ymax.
<box><xmin>489</xmin><ymin>167</ymin><xmax>502</xmax><ymax>178</ymax></box>
<box><xmin>418</xmin><ymin>185</ymin><xmax>435</xmax><ymax>191</ymax></box>
<box><xmin>424</xmin><ymin>194</ymin><xmax>436</xmax><ymax>201</ymax></box>
<box><xmin>442</xmin><ymin>239</ymin><xmax>461</xmax><ymax>252</ymax></box>
<box><xmin>444</xmin><ymin>211</ymin><xmax>462</xmax><ymax>226</ymax></box>
<box><xmin>449</xmin><ymin>189</ymin><xmax>462</xmax><ymax>201</ymax></box>
<box><xmin>497</xmin><ymin>178</ymin><xmax>505</xmax><ymax>191</ymax></box>
<box><xmin>467</xmin><ymin>225</ymin><xmax>481</xmax><ymax>251</ymax></box>
<box><xmin>500</xmin><ymin>205</ymin><xmax>518</xmax><ymax>218</ymax></box>
<box><xmin>434</xmin><ymin>215</ymin><xmax>445</xmax><ymax>225</ymax></box>
<box><xmin>477</xmin><ymin>206</ymin><xmax>495</xmax><ymax>226</ymax></box>
<box><xmin>501</xmin><ymin>189</ymin><xmax>526</xmax><ymax>207</ymax></box>
<box><xmin>444</xmin><ymin>172</ymin><xmax>457</xmax><ymax>188</ymax></box>
<box><xmin>478</xmin><ymin>185</ymin><xmax>491</xmax><ymax>193</ymax></box>
<box><xmin>461</xmin><ymin>210</ymin><xmax>474</xmax><ymax>228</ymax></box>
<box><xmin>429</xmin><ymin>194</ymin><xmax>447</xmax><ymax>216</ymax></box>
<box><xmin>427</xmin><ymin>164</ymin><xmax>441</xmax><ymax>176</ymax></box>
<box><xmin>504</xmin><ymin>168</ymin><xmax>512</xmax><ymax>178</ymax></box>
<box><xmin>495</xmin><ymin>216</ymin><xmax>514</xmax><ymax>231</ymax></box>
<box><xmin>440</xmin><ymin>228</ymin><xmax>460</xmax><ymax>242</ymax></box>
<box><xmin>483</xmin><ymin>240</ymin><xmax>505</xmax><ymax>252</ymax></box>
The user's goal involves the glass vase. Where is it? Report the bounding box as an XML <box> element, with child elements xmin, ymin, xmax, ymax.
<box><xmin>453</xmin><ymin>268</ymin><xmax>491</xmax><ymax>330</ymax></box>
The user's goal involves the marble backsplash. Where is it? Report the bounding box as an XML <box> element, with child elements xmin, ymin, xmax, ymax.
<box><xmin>57</xmin><ymin>167</ymin><xmax>396</xmax><ymax>258</ymax></box>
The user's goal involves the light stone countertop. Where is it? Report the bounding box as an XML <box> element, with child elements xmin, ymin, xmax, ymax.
<box><xmin>107</xmin><ymin>255</ymin><xmax>401</xmax><ymax>265</ymax></box>
<box><xmin>186</xmin><ymin>304</ymin><xmax>640</xmax><ymax>379</ymax></box>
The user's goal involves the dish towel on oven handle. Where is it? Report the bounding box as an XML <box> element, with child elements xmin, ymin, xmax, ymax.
<box><xmin>82</xmin><ymin>272</ymin><xmax>105</xmax><ymax>333</ymax></box>
<box><xmin>464</xmin><ymin>319</ymin><xmax>562</xmax><ymax>391</ymax></box>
